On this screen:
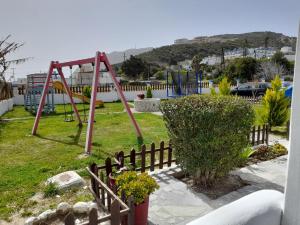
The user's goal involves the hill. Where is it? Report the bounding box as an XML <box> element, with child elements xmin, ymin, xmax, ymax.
<box><xmin>138</xmin><ymin>32</ymin><xmax>296</xmax><ymax>65</ymax></box>
<box><xmin>107</xmin><ymin>47</ymin><xmax>153</xmax><ymax>64</ymax></box>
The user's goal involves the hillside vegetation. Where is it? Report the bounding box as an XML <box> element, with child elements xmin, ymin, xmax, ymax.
<box><xmin>138</xmin><ymin>32</ymin><xmax>296</xmax><ymax>65</ymax></box>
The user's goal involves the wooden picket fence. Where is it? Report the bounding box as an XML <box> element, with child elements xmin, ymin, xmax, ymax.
<box><xmin>100</xmin><ymin>141</ymin><xmax>174</xmax><ymax>176</ymax></box>
<box><xmin>76</xmin><ymin>164</ymin><xmax>134</xmax><ymax>225</ymax></box>
<box><xmin>248</xmin><ymin>124</ymin><xmax>269</xmax><ymax>146</ymax></box>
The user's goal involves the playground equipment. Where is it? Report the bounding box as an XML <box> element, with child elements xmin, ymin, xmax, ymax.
<box><xmin>24</xmin><ymin>74</ymin><xmax>55</xmax><ymax>114</ymax></box>
<box><xmin>52</xmin><ymin>81</ymin><xmax>104</xmax><ymax>107</ymax></box>
<box><xmin>31</xmin><ymin>51</ymin><xmax>142</xmax><ymax>154</ymax></box>
<box><xmin>166</xmin><ymin>70</ymin><xmax>202</xmax><ymax>97</ymax></box>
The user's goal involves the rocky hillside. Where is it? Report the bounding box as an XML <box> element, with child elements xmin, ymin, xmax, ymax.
<box><xmin>138</xmin><ymin>32</ymin><xmax>296</xmax><ymax>65</ymax></box>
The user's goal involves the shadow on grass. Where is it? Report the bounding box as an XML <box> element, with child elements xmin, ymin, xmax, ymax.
<box><xmin>35</xmin><ymin>125</ymin><xmax>84</xmax><ymax>147</ymax></box>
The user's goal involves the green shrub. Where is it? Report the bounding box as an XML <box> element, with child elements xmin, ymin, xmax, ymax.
<box><xmin>160</xmin><ymin>95</ymin><xmax>255</xmax><ymax>187</ymax></box>
<box><xmin>43</xmin><ymin>182</ymin><xmax>59</xmax><ymax>198</ymax></box>
<box><xmin>262</xmin><ymin>76</ymin><xmax>290</xmax><ymax>127</ymax></box>
<box><xmin>238</xmin><ymin>146</ymin><xmax>255</xmax><ymax>166</ymax></box>
<box><xmin>83</xmin><ymin>86</ymin><xmax>92</xmax><ymax>98</ymax></box>
<box><xmin>116</xmin><ymin>171</ymin><xmax>159</xmax><ymax>204</ymax></box>
<box><xmin>146</xmin><ymin>86</ymin><xmax>153</xmax><ymax>98</ymax></box>
<box><xmin>218</xmin><ymin>76</ymin><xmax>231</xmax><ymax>95</ymax></box>
<box><xmin>272</xmin><ymin>142</ymin><xmax>288</xmax><ymax>156</ymax></box>
<box><xmin>154</xmin><ymin>71</ymin><xmax>165</xmax><ymax>80</ymax></box>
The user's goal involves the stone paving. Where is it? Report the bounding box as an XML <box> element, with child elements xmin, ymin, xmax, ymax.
<box><xmin>148</xmin><ymin>139</ymin><xmax>289</xmax><ymax>225</ymax></box>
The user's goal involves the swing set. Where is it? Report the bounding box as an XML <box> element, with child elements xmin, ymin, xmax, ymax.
<box><xmin>32</xmin><ymin>51</ymin><xmax>142</xmax><ymax>154</ymax></box>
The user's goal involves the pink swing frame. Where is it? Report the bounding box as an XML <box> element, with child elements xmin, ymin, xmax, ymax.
<box><xmin>32</xmin><ymin>51</ymin><xmax>142</xmax><ymax>154</ymax></box>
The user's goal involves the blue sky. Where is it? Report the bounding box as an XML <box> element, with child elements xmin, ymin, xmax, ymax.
<box><xmin>1</xmin><ymin>0</ymin><xmax>299</xmax><ymax>78</ymax></box>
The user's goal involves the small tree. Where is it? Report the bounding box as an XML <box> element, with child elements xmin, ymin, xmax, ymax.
<box><xmin>160</xmin><ymin>95</ymin><xmax>255</xmax><ymax>187</ymax></box>
<box><xmin>121</xmin><ymin>55</ymin><xmax>147</xmax><ymax>80</ymax></box>
<box><xmin>83</xmin><ymin>86</ymin><xmax>92</xmax><ymax>98</ymax></box>
<box><xmin>146</xmin><ymin>86</ymin><xmax>152</xmax><ymax>98</ymax></box>
<box><xmin>218</xmin><ymin>76</ymin><xmax>231</xmax><ymax>95</ymax></box>
<box><xmin>262</xmin><ymin>75</ymin><xmax>290</xmax><ymax>127</ymax></box>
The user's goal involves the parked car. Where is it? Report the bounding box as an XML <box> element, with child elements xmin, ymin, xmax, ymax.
<box><xmin>230</xmin><ymin>82</ymin><xmax>270</xmax><ymax>98</ymax></box>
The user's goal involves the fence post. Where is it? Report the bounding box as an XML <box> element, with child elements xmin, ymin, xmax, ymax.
<box><xmin>262</xmin><ymin>124</ymin><xmax>266</xmax><ymax>144</ymax></box>
<box><xmin>167</xmin><ymin>141</ymin><xmax>173</xmax><ymax>167</ymax></box>
<box><xmin>150</xmin><ymin>143</ymin><xmax>155</xmax><ymax>171</ymax></box>
<box><xmin>90</xmin><ymin>163</ymin><xmax>99</xmax><ymax>198</ymax></box>
<box><xmin>89</xmin><ymin>208</ymin><xmax>98</xmax><ymax>225</ymax></box>
<box><xmin>100</xmin><ymin>172</ymin><xmax>105</xmax><ymax>206</ymax></box>
<box><xmin>251</xmin><ymin>126</ymin><xmax>256</xmax><ymax>146</ymax></box>
<box><xmin>130</xmin><ymin>148</ymin><xmax>136</xmax><ymax>170</ymax></box>
<box><xmin>110</xmin><ymin>200</ymin><xmax>121</xmax><ymax>225</ymax></box>
<box><xmin>105</xmin><ymin>157</ymin><xmax>112</xmax><ymax>177</ymax></box>
<box><xmin>64</xmin><ymin>213</ymin><xmax>75</xmax><ymax>225</ymax></box>
<box><xmin>159</xmin><ymin>141</ymin><xmax>164</xmax><ymax>169</ymax></box>
<box><xmin>257</xmin><ymin>125</ymin><xmax>261</xmax><ymax>145</ymax></box>
<box><xmin>141</xmin><ymin>145</ymin><xmax>146</xmax><ymax>173</ymax></box>
<box><xmin>127</xmin><ymin>196</ymin><xmax>135</xmax><ymax>225</ymax></box>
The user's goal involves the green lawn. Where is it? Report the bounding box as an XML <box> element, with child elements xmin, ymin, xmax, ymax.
<box><xmin>0</xmin><ymin>103</ymin><xmax>168</xmax><ymax>220</ymax></box>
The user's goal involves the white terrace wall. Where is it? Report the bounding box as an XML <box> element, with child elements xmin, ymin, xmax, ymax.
<box><xmin>0</xmin><ymin>98</ymin><xmax>14</xmax><ymax>116</ymax></box>
<box><xmin>13</xmin><ymin>88</ymin><xmax>214</xmax><ymax>105</ymax></box>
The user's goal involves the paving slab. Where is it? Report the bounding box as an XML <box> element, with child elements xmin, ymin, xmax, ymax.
<box><xmin>148</xmin><ymin>153</ymin><xmax>288</xmax><ymax>225</ymax></box>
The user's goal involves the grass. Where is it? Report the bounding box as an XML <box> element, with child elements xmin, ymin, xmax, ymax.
<box><xmin>0</xmin><ymin>103</ymin><xmax>168</xmax><ymax>220</ymax></box>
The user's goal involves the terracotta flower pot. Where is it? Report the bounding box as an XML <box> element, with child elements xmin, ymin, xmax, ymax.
<box><xmin>134</xmin><ymin>196</ymin><xmax>149</xmax><ymax>225</ymax></box>
<box><xmin>137</xmin><ymin>94</ymin><xmax>145</xmax><ymax>100</ymax></box>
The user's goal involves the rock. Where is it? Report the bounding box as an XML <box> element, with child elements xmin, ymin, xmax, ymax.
<box><xmin>88</xmin><ymin>202</ymin><xmax>98</xmax><ymax>211</ymax></box>
<box><xmin>46</xmin><ymin>171</ymin><xmax>85</xmax><ymax>191</ymax></box>
<box><xmin>25</xmin><ymin>217</ymin><xmax>38</xmax><ymax>225</ymax></box>
<box><xmin>57</xmin><ymin>202</ymin><xmax>72</xmax><ymax>215</ymax></box>
<box><xmin>75</xmin><ymin>218</ymin><xmax>81</xmax><ymax>224</ymax></box>
<box><xmin>73</xmin><ymin>202</ymin><xmax>89</xmax><ymax>214</ymax></box>
<box><xmin>37</xmin><ymin>209</ymin><xmax>56</xmax><ymax>221</ymax></box>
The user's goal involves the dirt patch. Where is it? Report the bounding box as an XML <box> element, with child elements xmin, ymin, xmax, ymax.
<box><xmin>174</xmin><ymin>173</ymin><xmax>249</xmax><ymax>199</ymax></box>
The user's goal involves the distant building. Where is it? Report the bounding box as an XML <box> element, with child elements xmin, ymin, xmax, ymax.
<box><xmin>202</xmin><ymin>55</ymin><xmax>222</xmax><ymax>65</ymax></box>
<box><xmin>281</xmin><ymin>46</ymin><xmax>294</xmax><ymax>54</ymax></box>
<box><xmin>178</xmin><ymin>60</ymin><xmax>192</xmax><ymax>70</ymax></box>
<box><xmin>71</xmin><ymin>64</ymin><xmax>120</xmax><ymax>86</ymax></box>
<box><xmin>174</xmin><ymin>38</ymin><xmax>189</xmax><ymax>45</ymax></box>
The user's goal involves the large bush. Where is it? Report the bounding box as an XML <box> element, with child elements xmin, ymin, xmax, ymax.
<box><xmin>261</xmin><ymin>75</ymin><xmax>290</xmax><ymax>127</ymax></box>
<box><xmin>160</xmin><ymin>95</ymin><xmax>255</xmax><ymax>187</ymax></box>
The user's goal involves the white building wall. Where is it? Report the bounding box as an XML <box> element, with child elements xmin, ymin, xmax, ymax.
<box><xmin>0</xmin><ymin>98</ymin><xmax>14</xmax><ymax>116</ymax></box>
<box><xmin>13</xmin><ymin>88</ymin><xmax>213</xmax><ymax>105</ymax></box>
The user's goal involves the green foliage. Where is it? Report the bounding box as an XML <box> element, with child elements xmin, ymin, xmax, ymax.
<box><xmin>116</xmin><ymin>171</ymin><xmax>159</xmax><ymax>205</ymax></box>
<box><xmin>251</xmin><ymin>143</ymin><xmax>287</xmax><ymax>161</ymax></box>
<box><xmin>238</xmin><ymin>146</ymin><xmax>255</xmax><ymax>166</ymax></box>
<box><xmin>43</xmin><ymin>182</ymin><xmax>59</xmax><ymax>198</ymax></box>
<box><xmin>121</xmin><ymin>55</ymin><xmax>148</xmax><ymax>80</ymax></box>
<box><xmin>82</xmin><ymin>86</ymin><xmax>92</xmax><ymax>98</ymax></box>
<box><xmin>218</xmin><ymin>76</ymin><xmax>231</xmax><ymax>95</ymax></box>
<box><xmin>146</xmin><ymin>86</ymin><xmax>153</xmax><ymax>98</ymax></box>
<box><xmin>210</xmin><ymin>87</ymin><xmax>217</xmax><ymax>95</ymax></box>
<box><xmin>272</xmin><ymin>142</ymin><xmax>288</xmax><ymax>156</ymax></box>
<box><xmin>262</xmin><ymin>76</ymin><xmax>290</xmax><ymax>127</ymax></box>
<box><xmin>154</xmin><ymin>71</ymin><xmax>165</xmax><ymax>80</ymax></box>
<box><xmin>271</xmin><ymin>51</ymin><xmax>290</xmax><ymax>71</ymax></box>
<box><xmin>191</xmin><ymin>55</ymin><xmax>203</xmax><ymax>72</ymax></box>
<box><xmin>224</xmin><ymin>57</ymin><xmax>259</xmax><ymax>81</ymax></box>
<box><xmin>160</xmin><ymin>95</ymin><xmax>255</xmax><ymax>187</ymax></box>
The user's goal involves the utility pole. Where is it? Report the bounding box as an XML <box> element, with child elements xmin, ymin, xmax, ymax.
<box><xmin>123</xmin><ymin>53</ymin><xmax>126</xmax><ymax>62</ymax></box>
<box><xmin>11</xmin><ymin>67</ymin><xmax>15</xmax><ymax>81</ymax></box>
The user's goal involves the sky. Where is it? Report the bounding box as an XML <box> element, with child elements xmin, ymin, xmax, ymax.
<box><xmin>1</xmin><ymin>0</ymin><xmax>300</xmax><ymax>79</ymax></box>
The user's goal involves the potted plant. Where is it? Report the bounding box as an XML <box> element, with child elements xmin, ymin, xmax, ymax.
<box><xmin>108</xmin><ymin>167</ymin><xmax>128</xmax><ymax>189</ymax></box>
<box><xmin>116</xmin><ymin>171</ymin><xmax>159</xmax><ymax>225</ymax></box>
<box><xmin>137</xmin><ymin>93</ymin><xmax>145</xmax><ymax>100</ymax></box>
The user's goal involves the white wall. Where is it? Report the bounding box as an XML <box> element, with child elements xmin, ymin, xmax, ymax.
<box><xmin>0</xmin><ymin>98</ymin><xmax>14</xmax><ymax>116</ymax></box>
<box><xmin>13</xmin><ymin>88</ymin><xmax>213</xmax><ymax>105</ymax></box>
